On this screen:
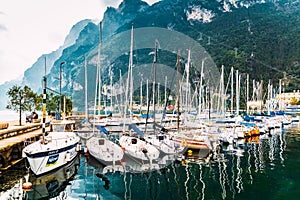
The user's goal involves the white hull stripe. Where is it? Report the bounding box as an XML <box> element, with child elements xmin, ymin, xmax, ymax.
<box><xmin>24</xmin><ymin>142</ymin><xmax>78</xmax><ymax>158</ymax></box>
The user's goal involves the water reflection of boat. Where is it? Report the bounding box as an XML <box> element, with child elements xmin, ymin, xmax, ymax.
<box><xmin>23</xmin><ymin>154</ymin><xmax>80</xmax><ymax>199</ymax></box>
<box><xmin>92</xmin><ymin>153</ymin><xmax>177</xmax><ymax>175</ymax></box>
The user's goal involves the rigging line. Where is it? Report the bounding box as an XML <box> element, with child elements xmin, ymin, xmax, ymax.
<box><xmin>160</xmin><ymin>60</ymin><xmax>181</xmax><ymax>126</ymax></box>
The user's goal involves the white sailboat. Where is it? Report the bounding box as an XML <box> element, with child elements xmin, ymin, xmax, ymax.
<box><xmin>87</xmin><ymin>133</ymin><xmax>124</xmax><ymax>165</ymax></box>
<box><xmin>23</xmin><ymin>63</ymin><xmax>80</xmax><ymax>176</ymax></box>
<box><xmin>141</xmin><ymin>41</ymin><xmax>186</xmax><ymax>155</ymax></box>
<box><xmin>118</xmin><ymin>24</ymin><xmax>160</xmax><ymax>161</ymax></box>
<box><xmin>86</xmin><ymin>22</ymin><xmax>125</xmax><ymax>165</ymax></box>
<box><xmin>119</xmin><ymin>134</ymin><xmax>160</xmax><ymax>161</ymax></box>
<box><xmin>23</xmin><ymin>119</ymin><xmax>80</xmax><ymax>176</ymax></box>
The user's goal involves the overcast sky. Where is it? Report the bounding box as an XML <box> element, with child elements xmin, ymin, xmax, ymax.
<box><xmin>0</xmin><ymin>0</ymin><xmax>159</xmax><ymax>85</ymax></box>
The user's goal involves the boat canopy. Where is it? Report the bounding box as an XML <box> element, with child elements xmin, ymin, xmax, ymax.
<box><xmin>97</xmin><ymin>126</ymin><xmax>109</xmax><ymax>135</ymax></box>
<box><xmin>128</xmin><ymin>124</ymin><xmax>144</xmax><ymax>136</ymax></box>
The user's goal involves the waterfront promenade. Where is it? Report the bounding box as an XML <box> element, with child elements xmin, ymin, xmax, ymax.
<box><xmin>0</xmin><ymin>120</ymin><xmax>49</xmax><ymax>169</ymax></box>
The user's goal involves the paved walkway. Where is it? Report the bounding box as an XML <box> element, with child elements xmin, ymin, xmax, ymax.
<box><xmin>0</xmin><ymin>121</ymin><xmax>49</xmax><ymax>150</ymax></box>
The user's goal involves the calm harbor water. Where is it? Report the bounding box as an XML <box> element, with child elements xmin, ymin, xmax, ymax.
<box><xmin>0</xmin><ymin>123</ymin><xmax>300</xmax><ymax>199</ymax></box>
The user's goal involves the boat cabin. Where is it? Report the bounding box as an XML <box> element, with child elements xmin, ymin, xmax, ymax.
<box><xmin>50</xmin><ymin>120</ymin><xmax>76</xmax><ymax>132</ymax></box>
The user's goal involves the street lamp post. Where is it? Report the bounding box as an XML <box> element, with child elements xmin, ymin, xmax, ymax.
<box><xmin>59</xmin><ymin>61</ymin><xmax>65</xmax><ymax>119</ymax></box>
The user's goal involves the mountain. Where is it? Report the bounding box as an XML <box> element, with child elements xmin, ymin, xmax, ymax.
<box><xmin>1</xmin><ymin>0</ymin><xmax>299</xmax><ymax>111</ymax></box>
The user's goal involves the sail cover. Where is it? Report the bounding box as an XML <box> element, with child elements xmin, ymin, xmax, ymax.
<box><xmin>128</xmin><ymin>124</ymin><xmax>144</xmax><ymax>136</ymax></box>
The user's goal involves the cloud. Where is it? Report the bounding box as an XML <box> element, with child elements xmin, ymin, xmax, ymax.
<box><xmin>0</xmin><ymin>24</ymin><xmax>7</xmax><ymax>32</ymax></box>
<box><xmin>0</xmin><ymin>11</ymin><xmax>7</xmax><ymax>32</ymax></box>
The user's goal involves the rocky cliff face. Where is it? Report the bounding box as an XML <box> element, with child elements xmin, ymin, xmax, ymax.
<box><xmin>1</xmin><ymin>0</ymin><xmax>299</xmax><ymax>110</ymax></box>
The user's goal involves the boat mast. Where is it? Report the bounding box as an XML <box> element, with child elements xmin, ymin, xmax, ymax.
<box><xmin>109</xmin><ymin>65</ymin><xmax>113</xmax><ymax>113</ymax></box>
<box><xmin>231</xmin><ymin>67</ymin><xmax>234</xmax><ymax>114</ymax></box>
<box><xmin>198</xmin><ymin>58</ymin><xmax>204</xmax><ymax>115</ymax></box>
<box><xmin>152</xmin><ymin>40</ymin><xmax>158</xmax><ymax>133</ymax></box>
<box><xmin>177</xmin><ymin>51</ymin><xmax>181</xmax><ymax>131</ymax></box>
<box><xmin>140</xmin><ymin>79</ymin><xmax>143</xmax><ymax>112</ymax></box>
<box><xmin>95</xmin><ymin>22</ymin><xmax>103</xmax><ymax>118</ymax></box>
<box><xmin>129</xmin><ymin>24</ymin><xmax>134</xmax><ymax>121</ymax></box>
<box><xmin>164</xmin><ymin>76</ymin><xmax>167</xmax><ymax>110</ymax></box>
<box><xmin>125</xmin><ymin>23</ymin><xmax>134</xmax><ymax>121</ymax></box>
<box><xmin>84</xmin><ymin>57</ymin><xmax>88</xmax><ymax>122</ymax></box>
<box><xmin>246</xmin><ymin>74</ymin><xmax>249</xmax><ymax>114</ymax></box>
<box><xmin>42</xmin><ymin>57</ymin><xmax>47</xmax><ymax>141</ymax></box>
<box><xmin>185</xmin><ymin>49</ymin><xmax>190</xmax><ymax>115</ymax></box>
<box><xmin>236</xmin><ymin>69</ymin><xmax>240</xmax><ymax>115</ymax></box>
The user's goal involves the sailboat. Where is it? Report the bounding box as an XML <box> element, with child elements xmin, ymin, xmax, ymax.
<box><xmin>119</xmin><ymin>133</ymin><xmax>160</xmax><ymax>161</ymax></box>
<box><xmin>85</xmin><ymin>22</ymin><xmax>125</xmax><ymax>165</ymax></box>
<box><xmin>23</xmin><ymin>64</ymin><xmax>80</xmax><ymax>176</ymax></box>
<box><xmin>166</xmin><ymin>52</ymin><xmax>214</xmax><ymax>151</ymax></box>
<box><xmin>87</xmin><ymin>133</ymin><xmax>124</xmax><ymax>165</ymax></box>
<box><xmin>119</xmin><ymin>24</ymin><xmax>160</xmax><ymax>161</ymax></box>
<box><xmin>140</xmin><ymin>41</ymin><xmax>187</xmax><ymax>155</ymax></box>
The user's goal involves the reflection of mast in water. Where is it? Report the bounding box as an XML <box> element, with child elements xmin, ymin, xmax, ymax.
<box><xmin>172</xmin><ymin>162</ymin><xmax>181</xmax><ymax>199</ymax></box>
<box><xmin>230</xmin><ymin>154</ymin><xmax>236</xmax><ymax>199</ymax></box>
<box><xmin>247</xmin><ymin>145</ymin><xmax>253</xmax><ymax>184</ymax></box>
<box><xmin>199</xmin><ymin>164</ymin><xmax>206</xmax><ymax>200</ymax></box>
<box><xmin>184</xmin><ymin>164</ymin><xmax>190</xmax><ymax>200</ymax></box>
<box><xmin>235</xmin><ymin>155</ymin><xmax>243</xmax><ymax>193</ymax></box>
<box><xmin>279</xmin><ymin>132</ymin><xmax>285</xmax><ymax>166</ymax></box>
<box><xmin>162</xmin><ymin>166</ymin><xmax>173</xmax><ymax>199</ymax></box>
<box><xmin>258</xmin><ymin>138</ymin><xmax>265</xmax><ymax>172</ymax></box>
<box><xmin>145</xmin><ymin>170</ymin><xmax>159</xmax><ymax>200</ymax></box>
<box><xmin>253</xmin><ymin>143</ymin><xmax>259</xmax><ymax>173</ymax></box>
<box><xmin>124</xmin><ymin>172</ymin><xmax>132</xmax><ymax>200</ymax></box>
<box><xmin>217</xmin><ymin>154</ymin><xmax>227</xmax><ymax>199</ymax></box>
<box><xmin>191</xmin><ymin>164</ymin><xmax>201</xmax><ymax>199</ymax></box>
<box><xmin>268</xmin><ymin>135</ymin><xmax>275</xmax><ymax>168</ymax></box>
<box><xmin>84</xmin><ymin>156</ymin><xmax>88</xmax><ymax>199</ymax></box>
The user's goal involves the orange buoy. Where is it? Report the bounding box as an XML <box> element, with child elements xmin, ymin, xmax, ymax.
<box><xmin>22</xmin><ymin>182</ymin><xmax>32</xmax><ymax>191</ymax></box>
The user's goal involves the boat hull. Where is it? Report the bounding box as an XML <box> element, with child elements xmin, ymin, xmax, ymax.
<box><xmin>87</xmin><ymin>137</ymin><xmax>124</xmax><ymax>165</ymax></box>
<box><xmin>119</xmin><ymin>136</ymin><xmax>160</xmax><ymax>161</ymax></box>
<box><xmin>23</xmin><ymin>132</ymin><xmax>80</xmax><ymax>176</ymax></box>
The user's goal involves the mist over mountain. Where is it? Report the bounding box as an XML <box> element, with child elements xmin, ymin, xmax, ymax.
<box><xmin>1</xmin><ymin>0</ymin><xmax>299</xmax><ymax>110</ymax></box>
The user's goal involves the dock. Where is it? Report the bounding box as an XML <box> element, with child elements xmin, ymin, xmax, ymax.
<box><xmin>0</xmin><ymin>121</ymin><xmax>49</xmax><ymax>170</ymax></box>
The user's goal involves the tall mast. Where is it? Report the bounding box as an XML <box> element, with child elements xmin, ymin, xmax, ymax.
<box><xmin>152</xmin><ymin>41</ymin><xmax>158</xmax><ymax>133</ymax></box>
<box><xmin>236</xmin><ymin>69</ymin><xmax>240</xmax><ymax>115</ymax></box>
<box><xmin>140</xmin><ymin>79</ymin><xmax>143</xmax><ymax>112</ymax></box>
<box><xmin>231</xmin><ymin>67</ymin><xmax>234</xmax><ymax>114</ymax></box>
<box><xmin>221</xmin><ymin>65</ymin><xmax>225</xmax><ymax>116</ymax></box>
<box><xmin>185</xmin><ymin>49</ymin><xmax>190</xmax><ymax>115</ymax></box>
<box><xmin>164</xmin><ymin>76</ymin><xmax>167</xmax><ymax>109</ymax></box>
<box><xmin>42</xmin><ymin>57</ymin><xmax>47</xmax><ymax>141</ymax></box>
<box><xmin>246</xmin><ymin>74</ymin><xmax>249</xmax><ymax>114</ymax></box>
<box><xmin>84</xmin><ymin>57</ymin><xmax>88</xmax><ymax>122</ymax></box>
<box><xmin>146</xmin><ymin>79</ymin><xmax>149</xmax><ymax>111</ymax></box>
<box><xmin>110</xmin><ymin>66</ymin><xmax>113</xmax><ymax>112</ymax></box>
<box><xmin>125</xmin><ymin>23</ymin><xmax>134</xmax><ymax>121</ymax></box>
<box><xmin>97</xmin><ymin>22</ymin><xmax>103</xmax><ymax>116</ymax></box>
<box><xmin>177</xmin><ymin>51</ymin><xmax>181</xmax><ymax>131</ymax></box>
<box><xmin>198</xmin><ymin>58</ymin><xmax>204</xmax><ymax>115</ymax></box>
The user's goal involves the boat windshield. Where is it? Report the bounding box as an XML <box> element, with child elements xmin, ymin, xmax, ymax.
<box><xmin>50</xmin><ymin>121</ymin><xmax>75</xmax><ymax>132</ymax></box>
<box><xmin>52</xmin><ymin>124</ymin><xmax>66</xmax><ymax>132</ymax></box>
